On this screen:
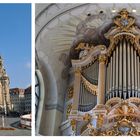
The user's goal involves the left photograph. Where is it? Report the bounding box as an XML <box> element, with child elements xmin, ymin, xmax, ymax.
<box><xmin>0</xmin><ymin>4</ymin><xmax>31</xmax><ymax>136</ymax></box>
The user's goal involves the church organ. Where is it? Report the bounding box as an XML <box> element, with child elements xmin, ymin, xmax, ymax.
<box><xmin>61</xmin><ymin>9</ymin><xmax>140</xmax><ymax>136</ymax></box>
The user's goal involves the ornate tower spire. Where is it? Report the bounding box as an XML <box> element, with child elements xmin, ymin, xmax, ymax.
<box><xmin>0</xmin><ymin>56</ymin><xmax>11</xmax><ymax>114</ymax></box>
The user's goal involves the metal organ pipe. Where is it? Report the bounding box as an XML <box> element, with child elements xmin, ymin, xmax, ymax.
<box><xmin>119</xmin><ymin>41</ymin><xmax>123</xmax><ymax>98</ymax></box>
<box><xmin>131</xmin><ymin>45</ymin><xmax>135</xmax><ymax>97</ymax></box>
<box><xmin>79</xmin><ymin>82</ymin><xmax>97</xmax><ymax>112</ymax></box>
<box><xmin>123</xmin><ymin>39</ymin><xmax>127</xmax><ymax>99</ymax></box>
<box><xmin>110</xmin><ymin>57</ymin><xmax>113</xmax><ymax>99</ymax></box>
<box><xmin>137</xmin><ymin>56</ymin><xmax>139</xmax><ymax>97</ymax></box>
<box><xmin>112</xmin><ymin>49</ymin><xmax>116</xmax><ymax>97</ymax></box>
<box><xmin>106</xmin><ymin>63</ymin><xmax>109</xmax><ymax>100</ymax></box>
<box><xmin>107</xmin><ymin>62</ymin><xmax>111</xmax><ymax>100</ymax></box>
<box><xmin>127</xmin><ymin>42</ymin><xmax>131</xmax><ymax>98</ymax></box>
<box><xmin>115</xmin><ymin>45</ymin><xmax>119</xmax><ymax>97</ymax></box>
<box><xmin>106</xmin><ymin>37</ymin><xmax>140</xmax><ymax>100</ymax></box>
<box><xmin>134</xmin><ymin>50</ymin><xmax>138</xmax><ymax>97</ymax></box>
<box><xmin>138</xmin><ymin>56</ymin><xmax>140</xmax><ymax>97</ymax></box>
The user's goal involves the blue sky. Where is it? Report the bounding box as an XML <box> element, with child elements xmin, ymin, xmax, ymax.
<box><xmin>0</xmin><ymin>4</ymin><xmax>31</xmax><ymax>89</ymax></box>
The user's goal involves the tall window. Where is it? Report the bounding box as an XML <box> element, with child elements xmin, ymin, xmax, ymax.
<box><xmin>35</xmin><ymin>72</ymin><xmax>40</xmax><ymax>119</ymax></box>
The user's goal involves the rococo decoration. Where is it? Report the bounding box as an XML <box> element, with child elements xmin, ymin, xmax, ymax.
<box><xmin>61</xmin><ymin>9</ymin><xmax>140</xmax><ymax>136</ymax></box>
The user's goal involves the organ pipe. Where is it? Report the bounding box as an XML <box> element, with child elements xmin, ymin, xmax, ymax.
<box><xmin>139</xmin><ymin>58</ymin><xmax>140</xmax><ymax>98</ymax></box>
<box><xmin>119</xmin><ymin>41</ymin><xmax>123</xmax><ymax>98</ymax></box>
<box><xmin>127</xmin><ymin>42</ymin><xmax>131</xmax><ymax>98</ymax></box>
<box><xmin>105</xmin><ymin>37</ymin><xmax>140</xmax><ymax>100</ymax></box>
<box><xmin>75</xmin><ymin>38</ymin><xmax>140</xmax><ymax>110</ymax></box>
<box><xmin>134</xmin><ymin>50</ymin><xmax>138</xmax><ymax>97</ymax></box>
<box><xmin>131</xmin><ymin>45</ymin><xmax>135</xmax><ymax>97</ymax></box>
<box><xmin>115</xmin><ymin>45</ymin><xmax>119</xmax><ymax>97</ymax></box>
<box><xmin>109</xmin><ymin>57</ymin><xmax>113</xmax><ymax>99</ymax></box>
<box><xmin>106</xmin><ymin>63</ymin><xmax>109</xmax><ymax>100</ymax></box>
<box><xmin>112</xmin><ymin>49</ymin><xmax>116</xmax><ymax>97</ymax></box>
<box><xmin>108</xmin><ymin>62</ymin><xmax>111</xmax><ymax>99</ymax></box>
<box><xmin>123</xmin><ymin>39</ymin><xmax>127</xmax><ymax>99</ymax></box>
<box><xmin>137</xmin><ymin>56</ymin><xmax>140</xmax><ymax>96</ymax></box>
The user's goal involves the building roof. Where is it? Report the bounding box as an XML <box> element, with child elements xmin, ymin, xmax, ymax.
<box><xmin>24</xmin><ymin>86</ymin><xmax>31</xmax><ymax>94</ymax></box>
<box><xmin>10</xmin><ymin>88</ymin><xmax>25</xmax><ymax>94</ymax></box>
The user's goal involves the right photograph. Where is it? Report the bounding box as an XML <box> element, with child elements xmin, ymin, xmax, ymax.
<box><xmin>35</xmin><ymin>3</ymin><xmax>140</xmax><ymax>136</ymax></box>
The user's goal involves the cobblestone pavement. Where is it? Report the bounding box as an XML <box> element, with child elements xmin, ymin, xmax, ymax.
<box><xmin>0</xmin><ymin>117</ymin><xmax>31</xmax><ymax>136</ymax></box>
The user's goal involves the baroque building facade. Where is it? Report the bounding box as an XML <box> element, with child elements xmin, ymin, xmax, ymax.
<box><xmin>24</xmin><ymin>86</ymin><xmax>31</xmax><ymax>114</ymax></box>
<box><xmin>0</xmin><ymin>56</ymin><xmax>11</xmax><ymax>114</ymax></box>
<box><xmin>35</xmin><ymin>4</ymin><xmax>140</xmax><ymax>136</ymax></box>
<box><xmin>10</xmin><ymin>88</ymin><xmax>25</xmax><ymax>114</ymax></box>
<box><xmin>10</xmin><ymin>86</ymin><xmax>31</xmax><ymax>115</ymax></box>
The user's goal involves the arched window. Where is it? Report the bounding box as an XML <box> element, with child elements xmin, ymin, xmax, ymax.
<box><xmin>35</xmin><ymin>69</ymin><xmax>45</xmax><ymax>135</ymax></box>
<box><xmin>35</xmin><ymin>72</ymin><xmax>40</xmax><ymax>119</ymax></box>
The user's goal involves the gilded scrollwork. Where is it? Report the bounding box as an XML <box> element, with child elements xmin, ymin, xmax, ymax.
<box><xmin>70</xmin><ymin>119</ymin><xmax>76</xmax><ymax>131</ymax></box>
<box><xmin>66</xmin><ymin>103</ymin><xmax>72</xmax><ymax>118</ymax></box>
<box><xmin>98</xmin><ymin>54</ymin><xmax>107</xmax><ymax>64</ymax></box>
<box><xmin>96</xmin><ymin>114</ymin><xmax>104</xmax><ymax>128</ymax></box>
<box><xmin>114</xmin><ymin>8</ymin><xmax>135</xmax><ymax>31</ymax></box>
<box><xmin>88</xmin><ymin>118</ymin><xmax>139</xmax><ymax>136</ymax></box>
<box><xmin>105</xmin><ymin>8</ymin><xmax>140</xmax><ymax>60</ymax></box>
<box><xmin>74</xmin><ymin>67</ymin><xmax>81</xmax><ymax>74</ymax></box>
<box><xmin>81</xmin><ymin>56</ymin><xmax>97</xmax><ymax>70</ymax></box>
<box><xmin>67</xmin><ymin>86</ymin><xmax>74</xmax><ymax>99</ymax></box>
<box><xmin>81</xmin><ymin>75</ymin><xmax>98</xmax><ymax>95</ymax></box>
<box><xmin>83</xmin><ymin>113</ymin><xmax>92</xmax><ymax>121</ymax></box>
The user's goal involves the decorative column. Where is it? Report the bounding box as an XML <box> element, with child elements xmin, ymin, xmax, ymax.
<box><xmin>97</xmin><ymin>54</ymin><xmax>107</xmax><ymax>105</ymax></box>
<box><xmin>69</xmin><ymin>67</ymin><xmax>81</xmax><ymax>134</ymax></box>
<box><xmin>71</xmin><ymin>67</ymin><xmax>81</xmax><ymax>113</ymax></box>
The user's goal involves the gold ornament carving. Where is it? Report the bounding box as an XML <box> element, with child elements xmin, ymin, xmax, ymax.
<box><xmin>81</xmin><ymin>75</ymin><xmax>98</xmax><ymax>95</ymax></box>
<box><xmin>74</xmin><ymin>67</ymin><xmax>81</xmax><ymax>74</ymax></box>
<box><xmin>75</xmin><ymin>42</ymin><xmax>94</xmax><ymax>51</ymax></box>
<box><xmin>81</xmin><ymin>56</ymin><xmax>98</xmax><ymax>70</ymax></box>
<box><xmin>114</xmin><ymin>8</ymin><xmax>135</xmax><ymax>31</ymax></box>
<box><xmin>71</xmin><ymin>119</ymin><xmax>76</xmax><ymax>131</ymax></box>
<box><xmin>98</xmin><ymin>55</ymin><xmax>107</xmax><ymax>64</ymax></box>
<box><xmin>66</xmin><ymin>103</ymin><xmax>72</xmax><ymax>118</ymax></box>
<box><xmin>83</xmin><ymin>113</ymin><xmax>92</xmax><ymax>121</ymax></box>
<box><xmin>105</xmin><ymin>9</ymin><xmax>140</xmax><ymax>61</ymax></box>
<box><xmin>96</xmin><ymin>114</ymin><xmax>104</xmax><ymax>128</ymax></box>
<box><xmin>67</xmin><ymin>87</ymin><xmax>74</xmax><ymax>99</ymax></box>
<box><xmin>88</xmin><ymin>118</ymin><xmax>139</xmax><ymax>136</ymax></box>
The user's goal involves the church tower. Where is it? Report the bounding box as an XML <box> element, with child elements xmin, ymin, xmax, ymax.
<box><xmin>0</xmin><ymin>56</ymin><xmax>11</xmax><ymax>114</ymax></box>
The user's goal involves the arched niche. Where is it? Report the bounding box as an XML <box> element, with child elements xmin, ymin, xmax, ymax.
<box><xmin>36</xmin><ymin>53</ymin><xmax>63</xmax><ymax>135</ymax></box>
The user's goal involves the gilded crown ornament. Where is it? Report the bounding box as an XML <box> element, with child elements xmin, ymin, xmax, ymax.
<box><xmin>114</xmin><ymin>8</ymin><xmax>135</xmax><ymax>31</ymax></box>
